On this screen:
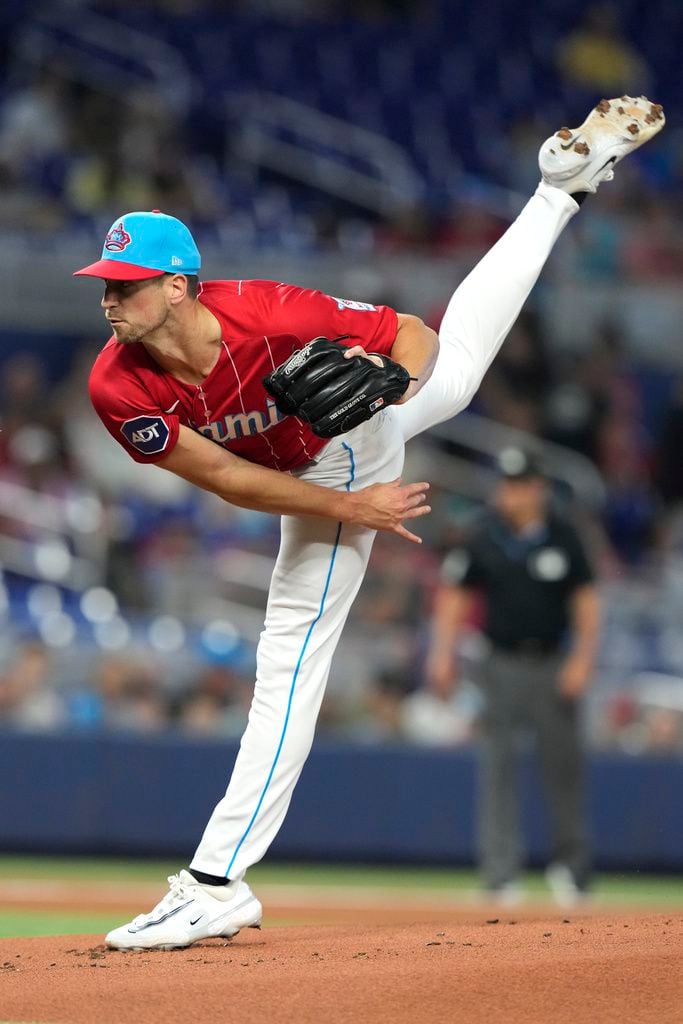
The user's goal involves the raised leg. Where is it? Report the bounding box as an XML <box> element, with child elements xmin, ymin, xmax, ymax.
<box><xmin>393</xmin><ymin>182</ymin><xmax>579</xmax><ymax>442</ymax></box>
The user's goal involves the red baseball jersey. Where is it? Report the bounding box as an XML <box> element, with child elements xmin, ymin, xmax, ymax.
<box><xmin>89</xmin><ymin>279</ymin><xmax>399</xmax><ymax>471</ymax></box>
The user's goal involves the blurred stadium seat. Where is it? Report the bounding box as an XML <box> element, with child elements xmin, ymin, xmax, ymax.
<box><xmin>0</xmin><ymin>0</ymin><xmax>682</xmax><ymax>757</ymax></box>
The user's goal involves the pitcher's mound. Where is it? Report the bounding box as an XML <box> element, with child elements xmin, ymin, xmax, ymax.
<box><xmin>1</xmin><ymin>913</ymin><xmax>681</xmax><ymax>1024</ymax></box>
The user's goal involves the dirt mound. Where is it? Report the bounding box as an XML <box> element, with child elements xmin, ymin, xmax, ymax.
<box><xmin>0</xmin><ymin>914</ymin><xmax>681</xmax><ymax>1024</ymax></box>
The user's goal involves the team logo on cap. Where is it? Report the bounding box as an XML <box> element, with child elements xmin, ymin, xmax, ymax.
<box><xmin>105</xmin><ymin>222</ymin><xmax>132</xmax><ymax>252</ymax></box>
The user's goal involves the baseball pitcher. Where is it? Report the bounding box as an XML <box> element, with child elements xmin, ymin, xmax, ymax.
<box><xmin>73</xmin><ymin>97</ymin><xmax>663</xmax><ymax>949</ymax></box>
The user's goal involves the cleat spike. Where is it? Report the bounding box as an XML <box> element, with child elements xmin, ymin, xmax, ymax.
<box><xmin>538</xmin><ymin>94</ymin><xmax>665</xmax><ymax>195</ymax></box>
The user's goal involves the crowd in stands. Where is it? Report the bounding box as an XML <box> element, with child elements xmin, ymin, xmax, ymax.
<box><xmin>0</xmin><ymin>639</ymin><xmax>254</xmax><ymax>737</ymax></box>
<box><xmin>1</xmin><ymin>1</ymin><xmax>683</xmax><ymax>753</ymax></box>
<box><xmin>0</xmin><ymin>1</ymin><xmax>681</xmax><ymax>267</ymax></box>
<box><xmin>2</xmin><ymin>309</ymin><xmax>683</xmax><ymax>754</ymax></box>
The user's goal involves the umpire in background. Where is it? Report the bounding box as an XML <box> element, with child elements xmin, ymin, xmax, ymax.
<box><xmin>427</xmin><ymin>446</ymin><xmax>601</xmax><ymax>905</ymax></box>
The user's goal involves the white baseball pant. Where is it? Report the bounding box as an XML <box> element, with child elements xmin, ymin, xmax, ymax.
<box><xmin>190</xmin><ymin>181</ymin><xmax>579</xmax><ymax>879</ymax></box>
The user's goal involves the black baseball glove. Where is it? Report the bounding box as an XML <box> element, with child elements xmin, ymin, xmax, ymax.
<box><xmin>263</xmin><ymin>336</ymin><xmax>412</xmax><ymax>439</ymax></box>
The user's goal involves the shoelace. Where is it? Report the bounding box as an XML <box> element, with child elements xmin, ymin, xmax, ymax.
<box><xmin>131</xmin><ymin>874</ymin><xmax>191</xmax><ymax>926</ymax></box>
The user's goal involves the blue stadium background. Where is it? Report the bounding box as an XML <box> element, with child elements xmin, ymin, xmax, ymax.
<box><xmin>0</xmin><ymin>0</ymin><xmax>682</xmax><ymax>871</ymax></box>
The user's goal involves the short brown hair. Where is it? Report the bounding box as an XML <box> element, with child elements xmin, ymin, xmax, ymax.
<box><xmin>184</xmin><ymin>274</ymin><xmax>199</xmax><ymax>299</ymax></box>
<box><xmin>163</xmin><ymin>272</ymin><xmax>199</xmax><ymax>299</ymax></box>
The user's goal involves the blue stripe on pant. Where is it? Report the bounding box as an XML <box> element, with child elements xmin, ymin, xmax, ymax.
<box><xmin>225</xmin><ymin>443</ymin><xmax>356</xmax><ymax>877</ymax></box>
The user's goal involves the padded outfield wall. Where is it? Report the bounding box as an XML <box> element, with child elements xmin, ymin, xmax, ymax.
<box><xmin>0</xmin><ymin>732</ymin><xmax>681</xmax><ymax>870</ymax></box>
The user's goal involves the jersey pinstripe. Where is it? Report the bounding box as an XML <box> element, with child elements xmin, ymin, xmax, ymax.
<box><xmin>89</xmin><ymin>279</ymin><xmax>398</xmax><ymax>470</ymax></box>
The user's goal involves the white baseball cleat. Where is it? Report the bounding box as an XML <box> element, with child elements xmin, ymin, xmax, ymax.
<box><xmin>105</xmin><ymin>870</ymin><xmax>263</xmax><ymax>951</ymax></box>
<box><xmin>539</xmin><ymin>95</ymin><xmax>665</xmax><ymax>194</ymax></box>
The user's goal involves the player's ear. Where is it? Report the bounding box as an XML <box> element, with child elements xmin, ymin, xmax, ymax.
<box><xmin>165</xmin><ymin>273</ymin><xmax>191</xmax><ymax>305</ymax></box>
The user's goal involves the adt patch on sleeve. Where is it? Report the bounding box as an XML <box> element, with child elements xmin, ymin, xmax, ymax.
<box><xmin>121</xmin><ymin>415</ymin><xmax>170</xmax><ymax>455</ymax></box>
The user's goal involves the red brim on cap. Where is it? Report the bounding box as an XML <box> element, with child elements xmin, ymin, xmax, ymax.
<box><xmin>72</xmin><ymin>260</ymin><xmax>166</xmax><ymax>280</ymax></box>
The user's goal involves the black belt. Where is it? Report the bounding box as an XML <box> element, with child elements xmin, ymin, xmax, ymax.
<box><xmin>489</xmin><ymin>638</ymin><xmax>562</xmax><ymax>655</ymax></box>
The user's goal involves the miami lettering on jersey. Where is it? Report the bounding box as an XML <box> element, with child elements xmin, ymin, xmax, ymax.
<box><xmin>199</xmin><ymin>398</ymin><xmax>286</xmax><ymax>444</ymax></box>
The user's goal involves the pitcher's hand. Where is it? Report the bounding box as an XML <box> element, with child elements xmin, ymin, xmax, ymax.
<box><xmin>345</xmin><ymin>478</ymin><xmax>430</xmax><ymax>543</ymax></box>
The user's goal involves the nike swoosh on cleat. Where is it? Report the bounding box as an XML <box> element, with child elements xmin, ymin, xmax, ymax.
<box><xmin>127</xmin><ymin>900</ymin><xmax>195</xmax><ymax>933</ymax></box>
<box><xmin>560</xmin><ymin>136</ymin><xmax>578</xmax><ymax>150</ymax></box>
<box><xmin>189</xmin><ymin>915</ymin><xmax>204</xmax><ymax>926</ymax></box>
<box><xmin>164</xmin><ymin>400</ymin><xmax>180</xmax><ymax>414</ymax></box>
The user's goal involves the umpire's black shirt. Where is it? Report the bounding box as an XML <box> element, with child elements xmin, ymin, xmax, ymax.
<box><xmin>441</xmin><ymin>511</ymin><xmax>594</xmax><ymax>652</ymax></box>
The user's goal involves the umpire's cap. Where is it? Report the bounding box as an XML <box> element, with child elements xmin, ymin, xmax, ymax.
<box><xmin>495</xmin><ymin>446</ymin><xmax>544</xmax><ymax>479</ymax></box>
<box><xmin>73</xmin><ymin>210</ymin><xmax>201</xmax><ymax>280</ymax></box>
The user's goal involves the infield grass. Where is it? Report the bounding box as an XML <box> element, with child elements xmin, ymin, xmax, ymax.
<box><xmin>0</xmin><ymin>908</ymin><xmax>123</xmax><ymax>938</ymax></box>
<box><xmin>0</xmin><ymin>856</ymin><xmax>681</xmax><ymax>938</ymax></box>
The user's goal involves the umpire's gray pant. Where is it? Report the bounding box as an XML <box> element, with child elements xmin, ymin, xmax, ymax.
<box><xmin>477</xmin><ymin>647</ymin><xmax>590</xmax><ymax>890</ymax></box>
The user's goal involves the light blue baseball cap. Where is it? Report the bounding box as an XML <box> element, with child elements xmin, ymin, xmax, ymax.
<box><xmin>73</xmin><ymin>210</ymin><xmax>201</xmax><ymax>280</ymax></box>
